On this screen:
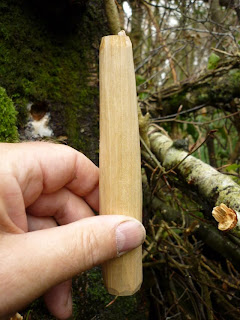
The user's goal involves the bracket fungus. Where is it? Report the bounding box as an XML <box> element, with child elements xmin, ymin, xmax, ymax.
<box><xmin>212</xmin><ymin>203</ymin><xmax>240</xmax><ymax>231</ymax></box>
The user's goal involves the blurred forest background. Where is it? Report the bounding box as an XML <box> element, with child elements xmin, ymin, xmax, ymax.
<box><xmin>1</xmin><ymin>0</ymin><xmax>240</xmax><ymax>319</ymax></box>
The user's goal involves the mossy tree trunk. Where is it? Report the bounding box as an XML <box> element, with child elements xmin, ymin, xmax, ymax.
<box><xmin>0</xmin><ymin>0</ymin><xmax>108</xmax><ymax>163</ymax></box>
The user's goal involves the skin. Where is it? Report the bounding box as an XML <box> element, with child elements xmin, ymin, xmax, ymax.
<box><xmin>0</xmin><ymin>142</ymin><xmax>145</xmax><ymax>319</ymax></box>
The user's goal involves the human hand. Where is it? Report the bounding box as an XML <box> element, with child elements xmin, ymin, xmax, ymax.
<box><xmin>0</xmin><ymin>142</ymin><xmax>145</xmax><ymax>319</ymax></box>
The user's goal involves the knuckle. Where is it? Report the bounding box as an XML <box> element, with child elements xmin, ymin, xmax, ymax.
<box><xmin>71</xmin><ymin>226</ymin><xmax>99</xmax><ymax>271</ymax></box>
<box><xmin>82</xmin><ymin>230</ymin><xmax>99</xmax><ymax>268</ymax></box>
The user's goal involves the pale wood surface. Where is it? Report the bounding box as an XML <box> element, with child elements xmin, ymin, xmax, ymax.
<box><xmin>99</xmin><ymin>34</ymin><xmax>142</xmax><ymax>296</ymax></box>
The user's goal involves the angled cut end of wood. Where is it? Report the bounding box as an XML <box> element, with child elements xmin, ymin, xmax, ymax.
<box><xmin>102</xmin><ymin>248</ymin><xmax>142</xmax><ymax>296</ymax></box>
<box><xmin>99</xmin><ymin>33</ymin><xmax>143</xmax><ymax>296</ymax></box>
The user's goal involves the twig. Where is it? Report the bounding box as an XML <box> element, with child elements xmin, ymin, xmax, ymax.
<box><xmin>201</xmin><ymin>258</ymin><xmax>240</xmax><ymax>290</ymax></box>
<box><xmin>143</xmin><ymin>222</ymin><xmax>164</xmax><ymax>259</ymax></box>
<box><xmin>211</xmin><ymin>47</ymin><xmax>234</xmax><ymax>56</ymax></box>
<box><xmin>142</xmin><ymin>0</ymin><xmax>178</xmax><ymax>83</ymax></box>
<box><xmin>140</xmin><ymin>136</ymin><xmax>165</xmax><ymax>173</ymax></box>
<box><xmin>154</xmin><ymin>110</ymin><xmax>240</xmax><ymax>126</ymax></box>
<box><xmin>105</xmin><ymin>295</ymin><xmax>118</xmax><ymax>307</ymax></box>
<box><xmin>153</xmin><ymin>104</ymin><xmax>207</xmax><ymax>121</ymax></box>
<box><xmin>163</xmin><ymin>130</ymin><xmax>217</xmax><ymax>176</ymax></box>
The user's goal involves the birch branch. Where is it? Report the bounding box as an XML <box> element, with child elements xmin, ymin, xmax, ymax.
<box><xmin>148</xmin><ymin>125</ymin><xmax>240</xmax><ymax>230</ymax></box>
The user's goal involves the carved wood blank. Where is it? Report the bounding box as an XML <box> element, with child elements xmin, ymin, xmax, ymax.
<box><xmin>99</xmin><ymin>32</ymin><xmax>142</xmax><ymax>296</ymax></box>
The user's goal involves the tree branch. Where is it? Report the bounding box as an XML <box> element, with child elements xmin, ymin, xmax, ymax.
<box><xmin>103</xmin><ymin>0</ymin><xmax>121</xmax><ymax>35</ymax></box>
<box><xmin>148</xmin><ymin>125</ymin><xmax>240</xmax><ymax>213</ymax></box>
<box><xmin>146</xmin><ymin>57</ymin><xmax>240</xmax><ymax>115</ymax></box>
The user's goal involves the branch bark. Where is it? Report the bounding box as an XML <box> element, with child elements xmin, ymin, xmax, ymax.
<box><xmin>148</xmin><ymin>125</ymin><xmax>240</xmax><ymax>213</ymax></box>
<box><xmin>103</xmin><ymin>0</ymin><xmax>121</xmax><ymax>34</ymax></box>
<box><xmin>148</xmin><ymin>58</ymin><xmax>240</xmax><ymax>116</ymax></box>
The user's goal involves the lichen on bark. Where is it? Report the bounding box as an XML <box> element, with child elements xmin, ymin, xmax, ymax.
<box><xmin>148</xmin><ymin>125</ymin><xmax>240</xmax><ymax>213</ymax></box>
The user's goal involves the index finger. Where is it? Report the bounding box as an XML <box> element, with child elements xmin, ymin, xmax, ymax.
<box><xmin>4</xmin><ymin>142</ymin><xmax>99</xmax><ymax>210</ymax></box>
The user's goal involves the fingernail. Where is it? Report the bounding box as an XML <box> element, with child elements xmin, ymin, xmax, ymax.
<box><xmin>116</xmin><ymin>220</ymin><xmax>146</xmax><ymax>256</ymax></box>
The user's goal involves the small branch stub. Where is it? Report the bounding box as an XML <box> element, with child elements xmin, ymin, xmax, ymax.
<box><xmin>118</xmin><ymin>30</ymin><xmax>126</xmax><ymax>36</ymax></box>
<box><xmin>212</xmin><ymin>203</ymin><xmax>240</xmax><ymax>231</ymax></box>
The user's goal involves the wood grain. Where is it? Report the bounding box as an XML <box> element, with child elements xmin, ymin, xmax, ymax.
<box><xmin>99</xmin><ymin>33</ymin><xmax>142</xmax><ymax>296</ymax></box>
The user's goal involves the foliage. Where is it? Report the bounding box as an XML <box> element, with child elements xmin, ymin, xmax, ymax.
<box><xmin>0</xmin><ymin>86</ymin><xmax>19</xmax><ymax>142</ymax></box>
<box><xmin>73</xmin><ymin>268</ymin><xmax>147</xmax><ymax>320</ymax></box>
<box><xmin>207</xmin><ymin>53</ymin><xmax>221</xmax><ymax>70</ymax></box>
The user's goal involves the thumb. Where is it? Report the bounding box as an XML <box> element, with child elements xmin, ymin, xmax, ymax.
<box><xmin>0</xmin><ymin>215</ymin><xmax>145</xmax><ymax>317</ymax></box>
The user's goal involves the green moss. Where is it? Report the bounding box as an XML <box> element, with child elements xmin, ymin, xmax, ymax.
<box><xmin>194</xmin><ymin>87</ymin><xmax>209</xmax><ymax>104</ymax></box>
<box><xmin>72</xmin><ymin>267</ymin><xmax>148</xmax><ymax>320</ymax></box>
<box><xmin>229</xmin><ymin>69</ymin><xmax>240</xmax><ymax>91</ymax></box>
<box><xmin>0</xmin><ymin>0</ymin><xmax>106</xmax><ymax>160</ymax></box>
<box><xmin>165</xmin><ymin>91</ymin><xmax>187</xmax><ymax>111</ymax></box>
<box><xmin>209</xmin><ymin>69</ymin><xmax>240</xmax><ymax>103</ymax></box>
<box><xmin>207</xmin><ymin>52</ymin><xmax>220</xmax><ymax>70</ymax></box>
<box><xmin>0</xmin><ymin>86</ymin><xmax>19</xmax><ymax>142</ymax></box>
